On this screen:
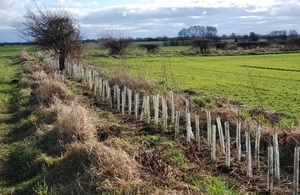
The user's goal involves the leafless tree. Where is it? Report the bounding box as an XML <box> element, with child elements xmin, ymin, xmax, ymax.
<box><xmin>98</xmin><ymin>29</ymin><xmax>133</xmax><ymax>55</ymax></box>
<box><xmin>16</xmin><ymin>5</ymin><xmax>82</xmax><ymax>70</ymax></box>
<box><xmin>139</xmin><ymin>44</ymin><xmax>159</xmax><ymax>53</ymax></box>
<box><xmin>191</xmin><ymin>38</ymin><xmax>212</xmax><ymax>53</ymax></box>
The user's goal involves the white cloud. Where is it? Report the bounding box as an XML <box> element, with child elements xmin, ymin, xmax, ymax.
<box><xmin>1</xmin><ymin>0</ymin><xmax>300</xmax><ymax>42</ymax></box>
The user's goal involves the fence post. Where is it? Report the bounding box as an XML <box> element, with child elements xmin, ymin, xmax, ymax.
<box><xmin>127</xmin><ymin>89</ymin><xmax>132</xmax><ymax>115</ymax></box>
<box><xmin>153</xmin><ymin>94</ymin><xmax>159</xmax><ymax>125</ymax></box>
<box><xmin>175</xmin><ymin>111</ymin><xmax>180</xmax><ymax>139</ymax></box>
<box><xmin>122</xmin><ymin>91</ymin><xmax>126</xmax><ymax>115</ymax></box>
<box><xmin>162</xmin><ymin>97</ymin><xmax>167</xmax><ymax>128</ymax></box>
<box><xmin>140</xmin><ymin>96</ymin><xmax>145</xmax><ymax>121</ymax></box>
<box><xmin>225</xmin><ymin>122</ymin><xmax>230</xmax><ymax>167</ymax></box>
<box><xmin>206</xmin><ymin>109</ymin><xmax>212</xmax><ymax>145</ymax></box>
<box><xmin>102</xmin><ymin>80</ymin><xmax>106</xmax><ymax>101</ymax></box>
<box><xmin>134</xmin><ymin>93</ymin><xmax>139</xmax><ymax>120</ymax></box>
<box><xmin>99</xmin><ymin>78</ymin><xmax>103</xmax><ymax>99</ymax></box>
<box><xmin>117</xmin><ymin>86</ymin><xmax>121</xmax><ymax>111</ymax></box>
<box><xmin>268</xmin><ymin>146</ymin><xmax>274</xmax><ymax>193</ymax></box>
<box><xmin>216</xmin><ymin>117</ymin><xmax>225</xmax><ymax>154</ymax></box>
<box><xmin>293</xmin><ymin>146</ymin><xmax>299</xmax><ymax>195</ymax></box>
<box><xmin>273</xmin><ymin>133</ymin><xmax>280</xmax><ymax>180</ymax></box>
<box><xmin>255</xmin><ymin>125</ymin><xmax>261</xmax><ymax>168</ymax></box>
<box><xmin>195</xmin><ymin>115</ymin><xmax>200</xmax><ymax>150</ymax></box>
<box><xmin>145</xmin><ymin>95</ymin><xmax>150</xmax><ymax>124</ymax></box>
<box><xmin>170</xmin><ymin>91</ymin><xmax>175</xmax><ymax>124</ymax></box>
<box><xmin>245</xmin><ymin>130</ymin><xmax>252</xmax><ymax>177</ymax></box>
<box><xmin>236</xmin><ymin>121</ymin><xmax>242</xmax><ymax>161</ymax></box>
<box><xmin>211</xmin><ymin>125</ymin><xmax>216</xmax><ymax>161</ymax></box>
<box><xmin>186</xmin><ymin>113</ymin><xmax>194</xmax><ymax>142</ymax></box>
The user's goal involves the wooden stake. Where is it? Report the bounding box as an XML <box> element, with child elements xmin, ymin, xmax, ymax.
<box><xmin>236</xmin><ymin>121</ymin><xmax>242</xmax><ymax>161</ymax></box>
<box><xmin>273</xmin><ymin>133</ymin><xmax>280</xmax><ymax>180</ymax></box>
<box><xmin>255</xmin><ymin>125</ymin><xmax>261</xmax><ymax>168</ymax></box>
<box><xmin>127</xmin><ymin>89</ymin><xmax>132</xmax><ymax>115</ymax></box>
<box><xmin>153</xmin><ymin>94</ymin><xmax>159</xmax><ymax>125</ymax></box>
<box><xmin>195</xmin><ymin>115</ymin><xmax>200</xmax><ymax>150</ymax></box>
<box><xmin>206</xmin><ymin>109</ymin><xmax>212</xmax><ymax>145</ymax></box>
<box><xmin>216</xmin><ymin>117</ymin><xmax>225</xmax><ymax>154</ymax></box>
<box><xmin>225</xmin><ymin>122</ymin><xmax>231</xmax><ymax>167</ymax></box>
<box><xmin>170</xmin><ymin>91</ymin><xmax>175</xmax><ymax>123</ymax></box>
<box><xmin>245</xmin><ymin>130</ymin><xmax>252</xmax><ymax>177</ymax></box>
<box><xmin>175</xmin><ymin>111</ymin><xmax>180</xmax><ymax>139</ymax></box>
<box><xmin>211</xmin><ymin>125</ymin><xmax>216</xmax><ymax>161</ymax></box>
<box><xmin>268</xmin><ymin>146</ymin><xmax>274</xmax><ymax>192</ymax></box>
<box><xmin>293</xmin><ymin>146</ymin><xmax>299</xmax><ymax>195</ymax></box>
<box><xmin>134</xmin><ymin>93</ymin><xmax>139</xmax><ymax>119</ymax></box>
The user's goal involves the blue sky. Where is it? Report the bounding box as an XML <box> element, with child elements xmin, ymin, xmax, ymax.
<box><xmin>1</xmin><ymin>0</ymin><xmax>300</xmax><ymax>42</ymax></box>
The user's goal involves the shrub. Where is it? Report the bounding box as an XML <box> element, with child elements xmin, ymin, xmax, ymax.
<box><xmin>139</xmin><ymin>44</ymin><xmax>159</xmax><ymax>53</ymax></box>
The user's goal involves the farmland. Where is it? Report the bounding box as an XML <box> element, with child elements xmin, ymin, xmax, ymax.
<box><xmin>0</xmin><ymin>43</ymin><xmax>299</xmax><ymax>194</ymax></box>
<box><xmin>86</xmin><ymin>47</ymin><xmax>300</xmax><ymax>119</ymax></box>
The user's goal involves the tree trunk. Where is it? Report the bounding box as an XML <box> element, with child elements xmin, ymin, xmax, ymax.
<box><xmin>59</xmin><ymin>54</ymin><xmax>65</xmax><ymax>71</ymax></box>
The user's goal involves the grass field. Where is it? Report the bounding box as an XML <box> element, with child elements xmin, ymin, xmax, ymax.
<box><xmin>86</xmin><ymin>52</ymin><xmax>300</xmax><ymax>119</ymax></box>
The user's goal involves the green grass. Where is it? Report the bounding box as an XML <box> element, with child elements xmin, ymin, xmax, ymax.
<box><xmin>0</xmin><ymin>45</ymin><xmax>53</xmax><ymax>195</ymax></box>
<box><xmin>0</xmin><ymin>45</ymin><xmax>34</xmax><ymax>57</ymax></box>
<box><xmin>191</xmin><ymin>175</ymin><xmax>238</xmax><ymax>195</ymax></box>
<box><xmin>86</xmin><ymin>53</ymin><xmax>300</xmax><ymax>119</ymax></box>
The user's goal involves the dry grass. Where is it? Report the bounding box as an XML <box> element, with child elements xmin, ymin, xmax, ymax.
<box><xmin>18</xmin><ymin>50</ymin><xmax>33</xmax><ymax>62</ymax></box>
<box><xmin>110</xmin><ymin>70</ymin><xmax>154</xmax><ymax>91</ymax></box>
<box><xmin>84</xmin><ymin>141</ymin><xmax>141</xmax><ymax>185</ymax></box>
<box><xmin>50</xmin><ymin>141</ymin><xmax>143</xmax><ymax>194</ymax></box>
<box><xmin>34</xmin><ymin>78</ymin><xmax>69</xmax><ymax>106</ymax></box>
<box><xmin>34</xmin><ymin>97</ymin><xmax>95</xmax><ymax>156</ymax></box>
<box><xmin>51</xmin><ymin>98</ymin><xmax>95</xmax><ymax>144</ymax></box>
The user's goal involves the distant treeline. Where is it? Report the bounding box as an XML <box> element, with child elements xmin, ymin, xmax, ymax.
<box><xmin>0</xmin><ymin>42</ymin><xmax>33</xmax><ymax>46</ymax></box>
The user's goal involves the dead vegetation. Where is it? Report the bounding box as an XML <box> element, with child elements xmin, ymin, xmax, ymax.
<box><xmin>5</xmin><ymin>50</ymin><xmax>300</xmax><ymax>194</ymax></box>
<box><xmin>110</xmin><ymin>69</ymin><xmax>154</xmax><ymax>91</ymax></box>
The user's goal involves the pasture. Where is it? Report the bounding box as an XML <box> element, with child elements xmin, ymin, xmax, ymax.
<box><xmin>86</xmin><ymin>50</ymin><xmax>300</xmax><ymax>119</ymax></box>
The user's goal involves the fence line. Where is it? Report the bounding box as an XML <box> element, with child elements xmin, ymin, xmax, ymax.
<box><xmin>36</xmin><ymin>51</ymin><xmax>298</xmax><ymax>193</ymax></box>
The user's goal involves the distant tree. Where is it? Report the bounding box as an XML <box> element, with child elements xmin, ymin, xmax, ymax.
<box><xmin>256</xmin><ymin>41</ymin><xmax>271</xmax><ymax>48</ymax></box>
<box><xmin>191</xmin><ymin>38</ymin><xmax>212</xmax><ymax>53</ymax></box>
<box><xmin>286</xmin><ymin>37</ymin><xmax>300</xmax><ymax>50</ymax></box>
<box><xmin>178</xmin><ymin>25</ymin><xmax>217</xmax><ymax>38</ymax></box>
<box><xmin>139</xmin><ymin>44</ymin><xmax>159</xmax><ymax>53</ymax></box>
<box><xmin>221</xmin><ymin>34</ymin><xmax>227</xmax><ymax>38</ymax></box>
<box><xmin>99</xmin><ymin>29</ymin><xmax>133</xmax><ymax>55</ymax></box>
<box><xmin>229</xmin><ymin>33</ymin><xmax>236</xmax><ymax>38</ymax></box>
<box><xmin>178</xmin><ymin>28</ymin><xmax>189</xmax><ymax>38</ymax></box>
<box><xmin>289</xmin><ymin>29</ymin><xmax>298</xmax><ymax>37</ymax></box>
<box><xmin>16</xmin><ymin>5</ymin><xmax>82</xmax><ymax>70</ymax></box>
<box><xmin>249</xmin><ymin>32</ymin><xmax>259</xmax><ymax>41</ymax></box>
<box><xmin>268</xmin><ymin>30</ymin><xmax>287</xmax><ymax>43</ymax></box>
<box><xmin>169</xmin><ymin>38</ymin><xmax>180</xmax><ymax>46</ymax></box>
<box><xmin>214</xmin><ymin>42</ymin><xmax>227</xmax><ymax>50</ymax></box>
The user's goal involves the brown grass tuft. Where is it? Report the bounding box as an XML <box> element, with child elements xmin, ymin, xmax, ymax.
<box><xmin>50</xmin><ymin>141</ymin><xmax>143</xmax><ymax>194</ymax></box>
<box><xmin>35</xmin><ymin>78</ymin><xmax>69</xmax><ymax>106</ymax></box>
<box><xmin>18</xmin><ymin>50</ymin><xmax>32</xmax><ymax>62</ymax></box>
<box><xmin>52</xmin><ymin>98</ymin><xmax>95</xmax><ymax>144</ymax></box>
<box><xmin>85</xmin><ymin>140</ymin><xmax>140</xmax><ymax>182</ymax></box>
<box><xmin>110</xmin><ymin>70</ymin><xmax>153</xmax><ymax>91</ymax></box>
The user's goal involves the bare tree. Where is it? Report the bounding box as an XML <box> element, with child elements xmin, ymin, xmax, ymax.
<box><xmin>191</xmin><ymin>38</ymin><xmax>212</xmax><ymax>53</ymax></box>
<box><xmin>139</xmin><ymin>44</ymin><xmax>159</xmax><ymax>53</ymax></box>
<box><xmin>99</xmin><ymin>29</ymin><xmax>133</xmax><ymax>55</ymax></box>
<box><xmin>178</xmin><ymin>25</ymin><xmax>218</xmax><ymax>38</ymax></box>
<box><xmin>16</xmin><ymin>5</ymin><xmax>82</xmax><ymax>70</ymax></box>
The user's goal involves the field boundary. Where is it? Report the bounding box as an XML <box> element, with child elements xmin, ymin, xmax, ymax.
<box><xmin>37</xmin><ymin>51</ymin><xmax>300</xmax><ymax>194</ymax></box>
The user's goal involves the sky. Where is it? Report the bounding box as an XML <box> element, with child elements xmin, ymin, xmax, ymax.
<box><xmin>1</xmin><ymin>0</ymin><xmax>300</xmax><ymax>42</ymax></box>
